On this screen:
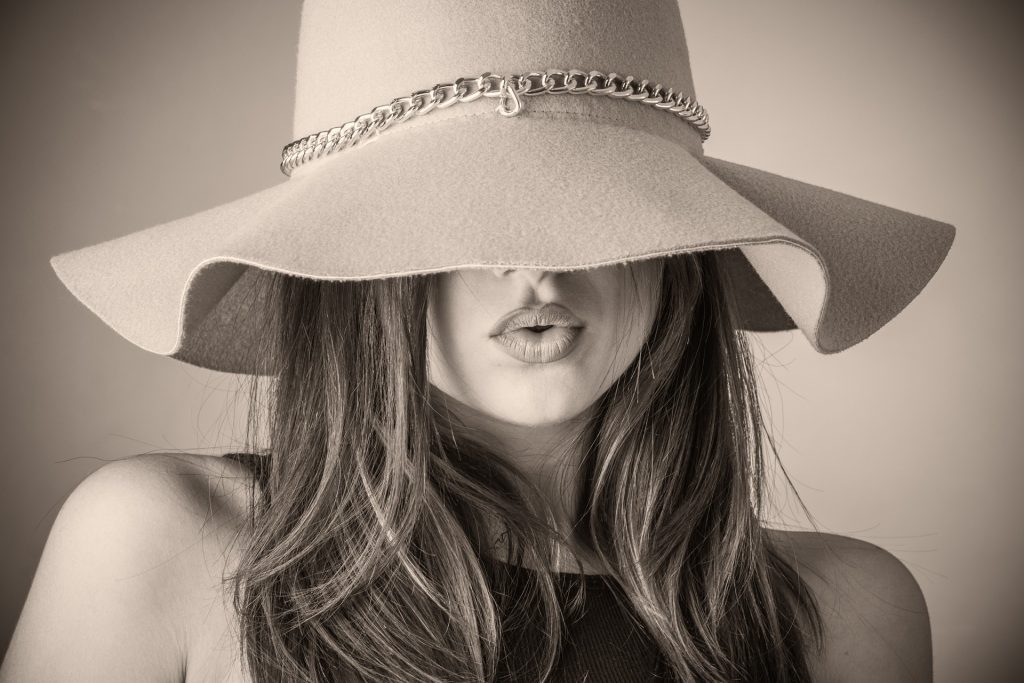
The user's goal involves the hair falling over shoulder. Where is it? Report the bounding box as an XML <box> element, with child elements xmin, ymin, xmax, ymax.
<box><xmin>224</xmin><ymin>251</ymin><xmax>825</xmax><ymax>682</ymax></box>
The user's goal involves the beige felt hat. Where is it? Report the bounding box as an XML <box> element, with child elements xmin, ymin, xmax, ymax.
<box><xmin>49</xmin><ymin>0</ymin><xmax>955</xmax><ymax>376</ymax></box>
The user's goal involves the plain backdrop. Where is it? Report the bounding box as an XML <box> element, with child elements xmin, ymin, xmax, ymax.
<box><xmin>2</xmin><ymin>1</ymin><xmax>1021</xmax><ymax>680</ymax></box>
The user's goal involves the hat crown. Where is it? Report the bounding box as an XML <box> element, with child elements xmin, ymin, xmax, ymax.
<box><xmin>292</xmin><ymin>0</ymin><xmax>697</xmax><ymax>139</ymax></box>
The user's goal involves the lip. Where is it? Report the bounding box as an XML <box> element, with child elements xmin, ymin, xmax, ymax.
<box><xmin>492</xmin><ymin>325</ymin><xmax>584</xmax><ymax>364</ymax></box>
<box><xmin>489</xmin><ymin>303</ymin><xmax>586</xmax><ymax>337</ymax></box>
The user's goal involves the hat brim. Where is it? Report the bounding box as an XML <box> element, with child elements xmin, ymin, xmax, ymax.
<box><xmin>49</xmin><ymin>112</ymin><xmax>954</xmax><ymax>374</ymax></box>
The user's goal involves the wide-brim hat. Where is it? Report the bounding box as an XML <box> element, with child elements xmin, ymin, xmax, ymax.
<box><xmin>49</xmin><ymin>0</ymin><xmax>956</xmax><ymax>376</ymax></box>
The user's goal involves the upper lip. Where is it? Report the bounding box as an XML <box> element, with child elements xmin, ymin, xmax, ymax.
<box><xmin>490</xmin><ymin>303</ymin><xmax>585</xmax><ymax>337</ymax></box>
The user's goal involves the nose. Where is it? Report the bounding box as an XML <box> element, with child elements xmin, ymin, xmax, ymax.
<box><xmin>490</xmin><ymin>267</ymin><xmax>554</xmax><ymax>287</ymax></box>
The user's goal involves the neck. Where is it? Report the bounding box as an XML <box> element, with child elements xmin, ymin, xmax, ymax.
<box><xmin>431</xmin><ymin>390</ymin><xmax>603</xmax><ymax>570</ymax></box>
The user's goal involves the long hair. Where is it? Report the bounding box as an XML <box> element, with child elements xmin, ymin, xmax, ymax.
<box><xmin>225</xmin><ymin>250</ymin><xmax>825</xmax><ymax>682</ymax></box>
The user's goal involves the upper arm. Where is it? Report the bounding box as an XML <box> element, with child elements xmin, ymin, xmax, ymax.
<box><xmin>785</xmin><ymin>531</ymin><xmax>932</xmax><ymax>682</ymax></box>
<box><xmin>0</xmin><ymin>453</ymin><xmax>217</xmax><ymax>683</ymax></box>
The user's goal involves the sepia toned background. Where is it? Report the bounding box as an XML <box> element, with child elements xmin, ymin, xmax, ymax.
<box><xmin>2</xmin><ymin>1</ymin><xmax>1021</xmax><ymax>679</ymax></box>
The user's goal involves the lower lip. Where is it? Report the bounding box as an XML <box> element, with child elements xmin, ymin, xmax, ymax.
<box><xmin>492</xmin><ymin>326</ymin><xmax>584</xmax><ymax>364</ymax></box>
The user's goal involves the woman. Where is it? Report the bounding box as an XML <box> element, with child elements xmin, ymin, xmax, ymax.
<box><xmin>4</xmin><ymin>0</ymin><xmax>951</xmax><ymax>681</ymax></box>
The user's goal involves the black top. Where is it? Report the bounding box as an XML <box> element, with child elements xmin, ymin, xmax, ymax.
<box><xmin>223</xmin><ymin>452</ymin><xmax>673</xmax><ymax>682</ymax></box>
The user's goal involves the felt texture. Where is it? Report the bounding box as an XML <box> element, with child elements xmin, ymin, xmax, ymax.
<box><xmin>48</xmin><ymin>0</ymin><xmax>956</xmax><ymax>375</ymax></box>
<box><xmin>291</xmin><ymin>0</ymin><xmax>698</xmax><ymax>140</ymax></box>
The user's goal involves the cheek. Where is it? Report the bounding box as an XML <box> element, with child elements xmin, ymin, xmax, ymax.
<box><xmin>587</xmin><ymin>313</ymin><xmax>650</xmax><ymax>383</ymax></box>
<box><xmin>426</xmin><ymin>279</ymin><xmax>491</xmax><ymax>394</ymax></box>
<box><xmin>629</xmin><ymin>264</ymin><xmax>663</xmax><ymax>340</ymax></box>
<box><xmin>590</xmin><ymin>265</ymin><xmax>662</xmax><ymax>376</ymax></box>
<box><xmin>426</xmin><ymin>298</ymin><xmax>462</xmax><ymax>388</ymax></box>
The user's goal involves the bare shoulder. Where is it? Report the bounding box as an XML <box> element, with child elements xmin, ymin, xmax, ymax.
<box><xmin>766</xmin><ymin>528</ymin><xmax>932</xmax><ymax>682</ymax></box>
<box><xmin>59</xmin><ymin>451</ymin><xmax>255</xmax><ymax>554</ymax></box>
<box><xmin>1</xmin><ymin>452</ymin><xmax>254</xmax><ymax>683</ymax></box>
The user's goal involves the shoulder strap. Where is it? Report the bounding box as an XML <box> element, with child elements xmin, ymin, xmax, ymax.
<box><xmin>223</xmin><ymin>451</ymin><xmax>270</xmax><ymax>491</ymax></box>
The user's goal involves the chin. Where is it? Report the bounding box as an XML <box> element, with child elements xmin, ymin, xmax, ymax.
<box><xmin>487</xmin><ymin>386</ymin><xmax>591</xmax><ymax>426</ymax></box>
<box><xmin>428</xmin><ymin>375</ymin><xmax>596</xmax><ymax>427</ymax></box>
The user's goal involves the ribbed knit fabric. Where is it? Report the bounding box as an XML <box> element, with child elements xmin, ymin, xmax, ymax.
<box><xmin>223</xmin><ymin>452</ymin><xmax>673</xmax><ymax>681</ymax></box>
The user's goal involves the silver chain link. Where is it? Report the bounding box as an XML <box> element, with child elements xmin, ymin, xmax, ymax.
<box><xmin>280</xmin><ymin>69</ymin><xmax>710</xmax><ymax>176</ymax></box>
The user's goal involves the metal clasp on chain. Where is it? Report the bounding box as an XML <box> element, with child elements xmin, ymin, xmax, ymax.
<box><xmin>496</xmin><ymin>75</ymin><xmax>524</xmax><ymax>117</ymax></box>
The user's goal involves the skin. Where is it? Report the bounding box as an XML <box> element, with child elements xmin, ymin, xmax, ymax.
<box><xmin>427</xmin><ymin>264</ymin><xmax>663</xmax><ymax>427</ymax></box>
<box><xmin>1</xmin><ymin>262</ymin><xmax>932</xmax><ymax>680</ymax></box>
<box><xmin>426</xmin><ymin>262</ymin><xmax>663</xmax><ymax>545</ymax></box>
<box><xmin>0</xmin><ymin>454</ymin><xmax>932</xmax><ymax>682</ymax></box>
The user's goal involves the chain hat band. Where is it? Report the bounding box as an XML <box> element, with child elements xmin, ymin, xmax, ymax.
<box><xmin>280</xmin><ymin>69</ymin><xmax>711</xmax><ymax>177</ymax></box>
<box><xmin>49</xmin><ymin>0</ymin><xmax>956</xmax><ymax>373</ymax></box>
